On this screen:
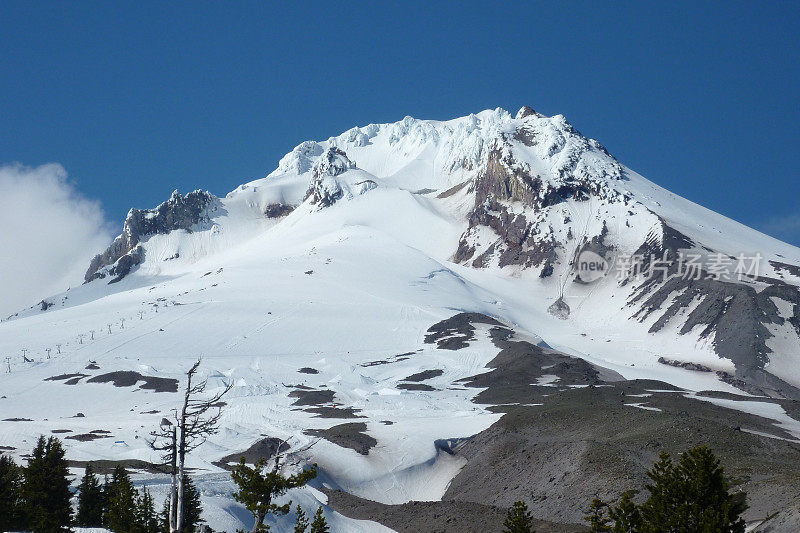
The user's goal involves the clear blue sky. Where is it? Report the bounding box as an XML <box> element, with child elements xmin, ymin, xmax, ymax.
<box><xmin>2</xmin><ymin>2</ymin><xmax>799</xmax><ymax>243</ymax></box>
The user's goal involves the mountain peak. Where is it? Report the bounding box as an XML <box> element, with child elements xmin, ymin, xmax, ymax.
<box><xmin>515</xmin><ymin>105</ymin><xmax>541</xmax><ymax>119</ymax></box>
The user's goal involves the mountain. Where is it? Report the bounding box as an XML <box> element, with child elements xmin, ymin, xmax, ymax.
<box><xmin>2</xmin><ymin>107</ymin><xmax>800</xmax><ymax>532</ymax></box>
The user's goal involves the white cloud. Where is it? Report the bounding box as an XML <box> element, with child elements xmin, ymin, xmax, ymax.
<box><xmin>0</xmin><ymin>163</ymin><xmax>113</xmax><ymax>317</ymax></box>
<box><xmin>759</xmin><ymin>213</ymin><xmax>800</xmax><ymax>247</ymax></box>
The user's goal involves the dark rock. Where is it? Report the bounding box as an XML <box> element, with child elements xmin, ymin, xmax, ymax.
<box><xmin>302</xmin><ymin>406</ymin><xmax>364</xmax><ymax>419</ymax></box>
<box><xmin>304</xmin><ymin>422</ymin><xmax>376</xmax><ymax>455</ymax></box>
<box><xmin>397</xmin><ymin>383</ymin><xmax>436</xmax><ymax>391</ymax></box>
<box><xmin>304</xmin><ymin>147</ymin><xmax>355</xmax><ymax>208</ymax></box>
<box><xmin>86</xmin><ymin>371</ymin><xmax>179</xmax><ymax>393</ymax></box>
<box><xmin>657</xmin><ymin>357</ymin><xmax>712</xmax><ymax>373</ymax></box>
<box><xmin>628</xmin><ymin>218</ymin><xmax>800</xmax><ymax>400</ymax></box>
<box><xmin>85</xmin><ymin>190</ymin><xmax>218</xmax><ymax>283</ymax></box>
<box><xmin>264</xmin><ymin>203</ymin><xmax>295</xmax><ymax>218</ymax></box>
<box><xmin>289</xmin><ymin>388</ymin><xmax>335</xmax><ymax>406</ymax></box>
<box><xmin>212</xmin><ymin>437</ymin><xmax>290</xmax><ymax>470</ymax></box>
<box><xmin>66</xmin><ymin>433</ymin><xmax>111</xmax><ymax>442</ymax></box>
<box><xmin>403</xmin><ymin>369</ymin><xmax>444</xmax><ymax>382</ymax></box>
<box><xmin>424</xmin><ymin>313</ymin><xmax>503</xmax><ymax>350</ymax></box>
<box><xmin>769</xmin><ymin>260</ymin><xmax>800</xmax><ymax>278</ymax></box>
<box><xmin>436</xmin><ymin>180</ymin><xmax>470</xmax><ymax>199</ymax></box>
<box><xmin>515</xmin><ymin>106</ymin><xmax>541</xmax><ymax>119</ymax></box>
<box><xmin>45</xmin><ymin>373</ymin><xmax>89</xmax><ymax>382</ymax></box>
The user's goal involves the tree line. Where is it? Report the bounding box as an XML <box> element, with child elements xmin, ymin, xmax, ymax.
<box><xmin>500</xmin><ymin>445</ymin><xmax>746</xmax><ymax>533</ymax></box>
<box><xmin>0</xmin><ymin>436</ymin><xmax>201</xmax><ymax>533</ymax></box>
<box><xmin>0</xmin><ymin>434</ymin><xmax>327</xmax><ymax>533</ymax></box>
<box><xmin>0</xmin><ymin>359</ymin><xmax>329</xmax><ymax>533</ymax></box>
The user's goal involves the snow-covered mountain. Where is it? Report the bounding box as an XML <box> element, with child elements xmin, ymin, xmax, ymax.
<box><xmin>3</xmin><ymin>107</ymin><xmax>800</xmax><ymax>531</ymax></box>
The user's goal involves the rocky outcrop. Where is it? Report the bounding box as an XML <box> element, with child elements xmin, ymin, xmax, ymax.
<box><xmin>304</xmin><ymin>147</ymin><xmax>357</xmax><ymax>208</ymax></box>
<box><xmin>85</xmin><ymin>190</ymin><xmax>217</xmax><ymax>283</ymax></box>
<box><xmin>628</xmin><ymin>219</ymin><xmax>800</xmax><ymax>399</ymax></box>
<box><xmin>657</xmin><ymin>357</ymin><xmax>712</xmax><ymax>372</ymax></box>
<box><xmin>264</xmin><ymin>203</ymin><xmax>295</xmax><ymax>218</ymax></box>
<box><xmin>451</xmin><ymin>111</ymin><xmax>800</xmax><ymax>399</ymax></box>
<box><xmin>454</xmin><ymin>111</ymin><xmax>625</xmax><ymax>273</ymax></box>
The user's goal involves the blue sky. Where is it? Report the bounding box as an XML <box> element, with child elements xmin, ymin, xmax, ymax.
<box><xmin>2</xmin><ymin>1</ymin><xmax>800</xmax><ymax>244</ymax></box>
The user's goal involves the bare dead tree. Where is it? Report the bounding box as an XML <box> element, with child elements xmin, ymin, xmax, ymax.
<box><xmin>148</xmin><ymin>359</ymin><xmax>231</xmax><ymax>533</ymax></box>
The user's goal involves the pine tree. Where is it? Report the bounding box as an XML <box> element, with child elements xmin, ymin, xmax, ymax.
<box><xmin>294</xmin><ymin>505</ymin><xmax>309</xmax><ymax>532</ymax></box>
<box><xmin>639</xmin><ymin>446</ymin><xmax>746</xmax><ymax>532</ymax></box>
<box><xmin>159</xmin><ymin>476</ymin><xmax>203</xmax><ymax>533</ymax></box>
<box><xmin>105</xmin><ymin>464</ymin><xmax>140</xmax><ymax>532</ymax></box>
<box><xmin>585</xmin><ymin>498</ymin><xmax>612</xmax><ymax>532</ymax></box>
<box><xmin>160</xmin><ymin>497</ymin><xmax>171</xmax><ymax>533</ymax></box>
<box><xmin>181</xmin><ymin>475</ymin><xmax>203</xmax><ymax>532</ymax></box>
<box><xmin>608</xmin><ymin>491</ymin><xmax>641</xmax><ymax>533</ymax></box>
<box><xmin>135</xmin><ymin>487</ymin><xmax>159</xmax><ymax>533</ymax></box>
<box><xmin>22</xmin><ymin>435</ymin><xmax>73</xmax><ymax>532</ymax></box>
<box><xmin>101</xmin><ymin>474</ymin><xmax>111</xmax><ymax>514</ymax></box>
<box><xmin>77</xmin><ymin>463</ymin><xmax>105</xmax><ymax>527</ymax></box>
<box><xmin>503</xmin><ymin>501</ymin><xmax>536</xmax><ymax>533</ymax></box>
<box><xmin>231</xmin><ymin>456</ymin><xmax>317</xmax><ymax>532</ymax></box>
<box><xmin>309</xmin><ymin>506</ymin><xmax>329</xmax><ymax>533</ymax></box>
<box><xmin>0</xmin><ymin>453</ymin><xmax>24</xmax><ymax>531</ymax></box>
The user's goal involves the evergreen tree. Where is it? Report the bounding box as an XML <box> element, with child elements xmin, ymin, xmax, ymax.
<box><xmin>135</xmin><ymin>487</ymin><xmax>159</xmax><ymax>533</ymax></box>
<box><xmin>608</xmin><ymin>491</ymin><xmax>641</xmax><ymax>533</ymax></box>
<box><xmin>639</xmin><ymin>446</ymin><xmax>746</xmax><ymax>533</ymax></box>
<box><xmin>77</xmin><ymin>464</ymin><xmax>105</xmax><ymax>527</ymax></box>
<box><xmin>159</xmin><ymin>497</ymin><xmax>171</xmax><ymax>533</ymax></box>
<box><xmin>294</xmin><ymin>505</ymin><xmax>309</xmax><ymax>533</ymax></box>
<box><xmin>503</xmin><ymin>501</ymin><xmax>536</xmax><ymax>533</ymax></box>
<box><xmin>22</xmin><ymin>435</ymin><xmax>73</xmax><ymax>532</ymax></box>
<box><xmin>101</xmin><ymin>474</ymin><xmax>111</xmax><ymax>515</ymax></box>
<box><xmin>0</xmin><ymin>453</ymin><xmax>24</xmax><ymax>531</ymax></box>
<box><xmin>231</xmin><ymin>456</ymin><xmax>317</xmax><ymax>532</ymax></box>
<box><xmin>309</xmin><ymin>506</ymin><xmax>329</xmax><ymax>533</ymax></box>
<box><xmin>159</xmin><ymin>475</ymin><xmax>203</xmax><ymax>533</ymax></box>
<box><xmin>105</xmin><ymin>465</ymin><xmax>139</xmax><ymax>532</ymax></box>
<box><xmin>585</xmin><ymin>498</ymin><xmax>612</xmax><ymax>532</ymax></box>
<box><xmin>181</xmin><ymin>475</ymin><xmax>204</xmax><ymax>532</ymax></box>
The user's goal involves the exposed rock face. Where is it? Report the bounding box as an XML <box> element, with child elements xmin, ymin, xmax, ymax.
<box><xmin>449</xmin><ymin>111</ymin><xmax>800</xmax><ymax>399</ymax></box>
<box><xmin>264</xmin><ymin>203</ymin><xmax>295</xmax><ymax>218</ymax></box>
<box><xmin>304</xmin><ymin>147</ymin><xmax>356</xmax><ymax>208</ymax></box>
<box><xmin>454</xmin><ymin>120</ymin><xmax>620</xmax><ymax>272</ymax></box>
<box><xmin>657</xmin><ymin>357</ymin><xmax>712</xmax><ymax>372</ymax></box>
<box><xmin>547</xmin><ymin>297</ymin><xmax>570</xmax><ymax>319</ymax></box>
<box><xmin>314</xmin><ymin>146</ymin><xmax>355</xmax><ymax>178</ymax></box>
<box><xmin>85</xmin><ymin>190</ymin><xmax>216</xmax><ymax>283</ymax></box>
<box><xmin>624</xmin><ymin>218</ymin><xmax>800</xmax><ymax>399</ymax></box>
<box><xmin>515</xmin><ymin>105</ymin><xmax>542</xmax><ymax>119</ymax></box>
